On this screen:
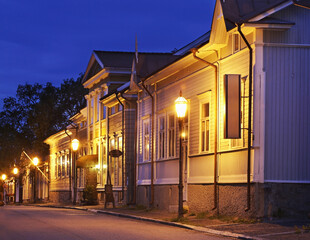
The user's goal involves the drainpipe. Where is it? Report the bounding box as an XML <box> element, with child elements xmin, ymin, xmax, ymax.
<box><xmin>141</xmin><ymin>79</ymin><xmax>154</xmax><ymax>206</ymax></box>
<box><xmin>191</xmin><ymin>48</ymin><xmax>218</xmax><ymax>210</ymax></box>
<box><xmin>115</xmin><ymin>93</ymin><xmax>125</xmax><ymax>201</ymax></box>
<box><xmin>121</xmin><ymin>92</ymin><xmax>136</xmax><ymax>205</ymax></box>
<box><xmin>237</xmin><ymin>24</ymin><xmax>253</xmax><ymax>211</ymax></box>
<box><xmin>106</xmin><ymin>107</ymin><xmax>110</xmax><ymax>186</ymax></box>
<box><xmin>65</xmin><ymin>129</ymin><xmax>72</xmax><ymax>201</ymax></box>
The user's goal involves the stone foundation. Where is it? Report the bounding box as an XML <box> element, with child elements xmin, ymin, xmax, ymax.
<box><xmin>136</xmin><ymin>183</ymin><xmax>310</xmax><ymax>218</ymax></box>
<box><xmin>49</xmin><ymin>191</ymin><xmax>71</xmax><ymax>204</ymax></box>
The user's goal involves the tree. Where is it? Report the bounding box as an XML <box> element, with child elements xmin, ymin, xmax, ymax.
<box><xmin>0</xmin><ymin>74</ymin><xmax>87</xmax><ymax>172</ymax></box>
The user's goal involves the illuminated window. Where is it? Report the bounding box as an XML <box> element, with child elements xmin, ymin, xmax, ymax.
<box><xmin>54</xmin><ymin>155</ymin><xmax>58</xmax><ymax>179</ymax></box>
<box><xmin>143</xmin><ymin>119</ymin><xmax>150</xmax><ymax>161</ymax></box>
<box><xmin>62</xmin><ymin>155</ymin><xmax>65</xmax><ymax>177</ymax></box>
<box><xmin>168</xmin><ymin>114</ymin><xmax>176</xmax><ymax>158</ymax></box>
<box><xmin>57</xmin><ymin>156</ymin><xmax>61</xmax><ymax>177</ymax></box>
<box><xmin>158</xmin><ymin>115</ymin><xmax>165</xmax><ymax>159</ymax></box>
<box><xmin>233</xmin><ymin>33</ymin><xmax>240</xmax><ymax>53</ymax></box>
<box><xmin>200</xmin><ymin>91</ymin><xmax>211</xmax><ymax>152</ymax></box>
<box><xmin>90</xmin><ymin>98</ymin><xmax>94</xmax><ymax>124</ymax></box>
<box><xmin>66</xmin><ymin>153</ymin><xmax>70</xmax><ymax>176</ymax></box>
<box><xmin>231</xmin><ymin>77</ymin><xmax>245</xmax><ymax>148</ymax></box>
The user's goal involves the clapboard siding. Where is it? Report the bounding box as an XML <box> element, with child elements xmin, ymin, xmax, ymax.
<box><xmin>264</xmin><ymin>46</ymin><xmax>310</xmax><ymax>181</ymax></box>
<box><xmin>219</xmin><ymin>50</ymin><xmax>250</xmax><ymax>151</ymax></box>
<box><xmin>264</xmin><ymin>5</ymin><xmax>310</xmax><ymax>44</ymax></box>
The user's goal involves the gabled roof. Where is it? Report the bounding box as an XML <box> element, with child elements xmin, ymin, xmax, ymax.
<box><xmin>136</xmin><ymin>53</ymin><xmax>179</xmax><ymax>79</ymax></box>
<box><xmin>93</xmin><ymin>51</ymin><xmax>134</xmax><ymax>69</ymax></box>
<box><xmin>174</xmin><ymin>31</ymin><xmax>211</xmax><ymax>56</ymax></box>
<box><xmin>220</xmin><ymin>0</ymin><xmax>290</xmax><ymax>29</ymax></box>
<box><xmin>82</xmin><ymin>51</ymin><xmax>135</xmax><ymax>84</ymax></box>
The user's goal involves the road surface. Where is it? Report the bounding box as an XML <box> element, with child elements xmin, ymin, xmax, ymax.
<box><xmin>0</xmin><ymin>206</ymin><xmax>233</xmax><ymax>240</ymax></box>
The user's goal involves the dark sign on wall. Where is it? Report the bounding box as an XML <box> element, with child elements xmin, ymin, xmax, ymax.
<box><xmin>224</xmin><ymin>74</ymin><xmax>241</xmax><ymax>139</ymax></box>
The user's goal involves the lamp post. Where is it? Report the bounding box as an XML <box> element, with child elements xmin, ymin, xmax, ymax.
<box><xmin>33</xmin><ymin>157</ymin><xmax>39</xmax><ymax>203</ymax></box>
<box><xmin>72</xmin><ymin>138</ymin><xmax>79</xmax><ymax>205</ymax></box>
<box><xmin>175</xmin><ymin>90</ymin><xmax>188</xmax><ymax>219</ymax></box>
<box><xmin>1</xmin><ymin>174</ymin><xmax>7</xmax><ymax>204</ymax></box>
<box><xmin>13</xmin><ymin>166</ymin><xmax>18</xmax><ymax>203</ymax></box>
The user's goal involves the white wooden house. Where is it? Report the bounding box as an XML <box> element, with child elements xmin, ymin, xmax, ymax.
<box><xmin>135</xmin><ymin>0</ymin><xmax>310</xmax><ymax>217</ymax></box>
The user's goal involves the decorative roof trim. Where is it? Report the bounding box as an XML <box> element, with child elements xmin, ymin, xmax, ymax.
<box><xmin>249</xmin><ymin>1</ymin><xmax>293</xmax><ymax>22</ymax></box>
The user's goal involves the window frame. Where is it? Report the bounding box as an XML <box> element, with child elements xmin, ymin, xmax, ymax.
<box><xmin>167</xmin><ymin>113</ymin><xmax>176</xmax><ymax>158</ymax></box>
<box><xmin>230</xmin><ymin>77</ymin><xmax>245</xmax><ymax>149</ymax></box>
<box><xmin>157</xmin><ymin>114</ymin><xmax>166</xmax><ymax>160</ymax></box>
<box><xmin>142</xmin><ymin>118</ymin><xmax>150</xmax><ymax>162</ymax></box>
<box><xmin>199</xmin><ymin>93</ymin><xmax>211</xmax><ymax>153</ymax></box>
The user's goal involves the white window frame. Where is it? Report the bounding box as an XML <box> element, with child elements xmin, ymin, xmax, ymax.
<box><xmin>142</xmin><ymin>118</ymin><xmax>150</xmax><ymax>162</ymax></box>
<box><xmin>167</xmin><ymin>113</ymin><xmax>176</xmax><ymax>158</ymax></box>
<box><xmin>200</xmin><ymin>92</ymin><xmax>211</xmax><ymax>153</ymax></box>
<box><xmin>158</xmin><ymin>114</ymin><xmax>166</xmax><ymax>160</ymax></box>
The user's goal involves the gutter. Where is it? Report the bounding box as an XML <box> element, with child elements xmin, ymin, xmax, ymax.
<box><xmin>115</xmin><ymin>93</ymin><xmax>125</xmax><ymax>201</ymax></box>
<box><xmin>191</xmin><ymin>48</ymin><xmax>219</xmax><ymax>211</ymax></box>
<box><xmin>237</xmin><ymin>24</ymin><xmax>253</xmax><ymax>212</ymax></box>
<box><xmin>141</xmin><ymin>79</ymin><xmax>155</xmax><ymax>206</ymax></box>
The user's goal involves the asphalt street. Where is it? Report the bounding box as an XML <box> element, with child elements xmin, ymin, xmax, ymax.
<box><xmin>0</xmin><ymin>206</ymin><xmax>233</xmax><ymax>240</ymax></box>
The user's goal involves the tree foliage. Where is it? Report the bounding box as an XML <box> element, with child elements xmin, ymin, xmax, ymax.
<box><xmin>0</xmin><ymin>74</ymin><xmax>87</xmax><ymax>173</ymax></box>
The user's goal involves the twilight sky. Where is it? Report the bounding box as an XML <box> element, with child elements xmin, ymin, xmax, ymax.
<box><xmin>0</xmin><ymin>0</ymin><xmax>215</xmax><ymax>105</ymax></box>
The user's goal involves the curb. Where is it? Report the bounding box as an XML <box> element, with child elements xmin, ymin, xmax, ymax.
<box><xmin>33</xmin><ymin>205</ymin><xmax>261</xmax><ymax>240</ymax></box>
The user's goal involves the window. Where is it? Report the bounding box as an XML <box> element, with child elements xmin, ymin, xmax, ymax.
<box><xmin>143</xmin><ymin>119</ymin><xmax>150</xmax><ymax>161</ymax></box>
<box><xmin>66</xmin><ymin>153</ymin><xmax>70</xmax><ymax>176</ymax></box>
<box><xmin>96</xmin><ymin>95</ymin><xmax>100</xmax><ymax>122</ymax></box>
<box><xmin>61</xmin><ymin>155</ymin><xmax>65</xmax><ymax>177</ymax></box>
<box><xmin>201</xmin><ymin>102</ymin><xmax>210</xmax><ymax>152</ymax></box>
<box><xmin>233</xmin><ymin>33</ymin><xmax>240</xmax><ymax>53</ymax></box>
<box><xmin>158</xmin><ymin>115</ymin><xmax>165</xmax><ymax>159</ymax></box>
<box><xmin>231</xmin><ymin>77</ymin><xmax>245</xmax><ymax>148</ymax></box>
<box><xmin>54</xmin><ymin>155</ymin><xmax>58</xmax><ymax>179</ymax></box>
<box><xmin>101</xmin><ymin>103</ymin><xmax>106</xmax><ymax>119</ymax></box>
<box><xmin>57</xmin><ymin>156</ymin><xmax>61</xmax><ymax>177</ymax></box>
<box><xmin>90</xmin><ymin>98</ymin><xmax>94</xmax><ymax>124</ymax></box>
<box><xmin>168</xmin><ymin>114</ymin><xmax>175</xmax><ymax>158</ymax></box>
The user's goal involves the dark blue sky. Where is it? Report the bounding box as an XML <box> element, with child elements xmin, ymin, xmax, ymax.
<box><xmin>0</xmin><ymin>0</ymin><xmax>215</xmax><ymax>104</ymax></box>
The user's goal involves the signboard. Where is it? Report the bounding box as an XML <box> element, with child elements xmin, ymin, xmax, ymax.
<box><xmin>109</xmin><ymin>149</ymin><xmax>123</xmax><ymax>158</ymax></box>
<box><xmin>224</xmin><ymin>74</ymin><xmax>241</xmax><ymax>139</ymax></box>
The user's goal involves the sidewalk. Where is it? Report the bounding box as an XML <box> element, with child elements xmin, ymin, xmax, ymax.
<box><xmin>32</xmin><ymin>203</ymin><xmax>310</xmax><ymax>240</ymax></box>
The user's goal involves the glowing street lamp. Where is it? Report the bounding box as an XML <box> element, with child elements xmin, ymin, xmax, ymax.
<box><xmin>1</xmin><ymin>174</ymin><xmax>7</xmax><ymax>181</ymax></box>
<box><xmin>33</xmin><ymin>157</ymin><xmax>39</xmax><ymax>166</ymax></box>
<box><xmin>13</xmin><ymin>167</ymin><xmax>19</xmax><ymax>175</ymax></box>
<box><xmin>71</xmin><ymin>138</ymin><xmax>79</xmax><ymax>204</ymax></box>
<box><xmin>175</xmin><ymin>90</ymin><xmax>188</xmax><ymax>219</ymax></box>
<box><xmin>175</xmin><ymin>91</ymin><xmax>188</xmax><ymax>118</ymax></box>
<box><xmin>72</xmin><ymin>139</ymin><xmax>79</xmax><ymax>151</ymax></box>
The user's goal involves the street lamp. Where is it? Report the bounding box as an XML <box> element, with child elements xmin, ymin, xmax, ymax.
<box><xmin>13</xmin><ymin>167</ymin><xmax>19</xmax><ymax>203</ymax></box>
<box><xmin>175</xmin><ymin>90</ymin><xmax>188</xmax><ymax>219</ymax></box>
<box><xmin>1</xmin><ymin>174</ymin><xmax>7</xmax><ymax>181</ymax></box>
<box><xmin>13</xmin><ymin>167</ymin><xmax>18</xmax><ymax>175</ymax></box>
<box><xmin>71</xmin><ymin>138</ymin><xmax>79</xmax><ymax>204</ymax></box>
<box><xmin>1</xmin><ymin>174</ymin><xmax>7</xmax><ymax>204</ymax></box>
<box><xmin>72</xmin><ymin>139</ymin><xmax>79</xmax><ymax>151</ymax></box>
<box><xmin>33</xmin><ymin>157</ymin><xmax>39</xmax><ymax>166</ymax></box>
<box><xmin>32</xmin><ymin>157</ymin><xmax>39</xmax><ymax>203</ymax></box>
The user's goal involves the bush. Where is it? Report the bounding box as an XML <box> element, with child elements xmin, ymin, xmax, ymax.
<box><xmin>83</xmin><ymin>185</ymin><xmax>97</xmax><ymax>205</ymax></box>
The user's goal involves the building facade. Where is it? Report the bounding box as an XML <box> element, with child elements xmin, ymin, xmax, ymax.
<box><xmin>134</xmin><ymin>0</ymin><xmax>310</xmax><ymax>218</ymax></box>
